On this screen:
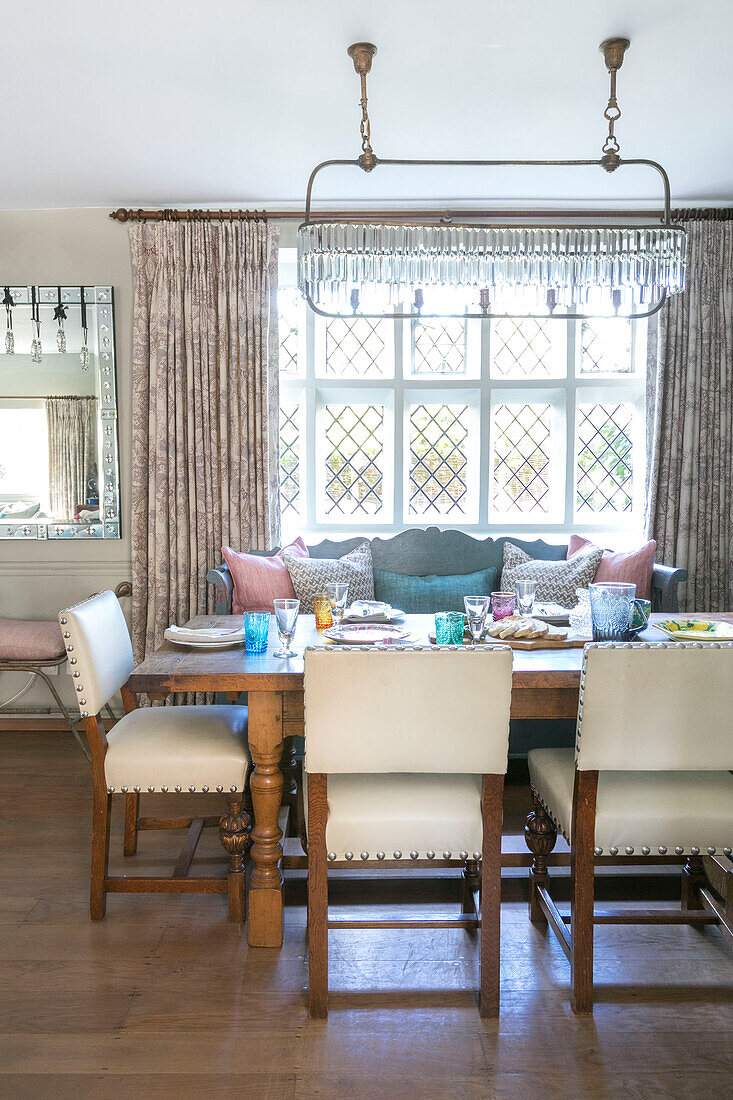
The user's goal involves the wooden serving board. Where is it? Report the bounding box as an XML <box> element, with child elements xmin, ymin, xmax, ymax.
<box><xmin>479</xmin><ymin>630</ymin><xmax>589</xmax><ymax>650</ymax></box>
<box><xmin>428</xmin><ymin>627</ymin><xmax>589</xmax><ymax>650</ymax></box>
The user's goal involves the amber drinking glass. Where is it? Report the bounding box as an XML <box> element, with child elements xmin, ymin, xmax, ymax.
<box><xmin>313</xmin><ymin>593</ymin><xmax>334</xmax><ymax>630</ymax></box>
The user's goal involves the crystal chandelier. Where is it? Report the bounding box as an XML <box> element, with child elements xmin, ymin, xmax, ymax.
<box><xmin>297</xmin><ymin>39</ymin><xmax>686</xmax><ymax>320</ymax></box>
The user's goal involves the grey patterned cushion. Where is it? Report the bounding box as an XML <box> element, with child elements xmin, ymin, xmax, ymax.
<box><xmin>501</xmin><ymin>541</ymin><xmax>603</xmax><ymax>608</ymax></box>
<box><xmin>283</xmin><ymin>541</ymin><xmax>375</xmax><ymax>613</ymax></box>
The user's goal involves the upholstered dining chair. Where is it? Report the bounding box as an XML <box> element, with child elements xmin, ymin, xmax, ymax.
<box><xmin>304</xmin><ymin>644</ymin><xmax>514</xmax><ymax>1019</ymax></box>
<box><xmin>59</xmin><ymin>590</ymin><xmax>251</xmax><ymax>921</ymax></box>
<box><xmin>525</xmin><ymin>641</ymin><xmax>733</xmax><ymax>1013</ymax></box>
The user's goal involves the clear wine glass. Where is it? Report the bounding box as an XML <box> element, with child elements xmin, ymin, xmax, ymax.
<box><xmin>325</xmin><ymin>582</ymin><xmax>349</xmax><ymax>626</ymax></box>
<box><xmin>515</xmin><ymin>579</ymin><xmax>537</xmax><ymax>617</ymax></box>
<box><xmin>273</xmin><ymin>598</ymin><xmax>300</xmax><ymax>658</ymax></box>
<box><xmin>464</xmin><ymin>595</ymin><xmax>490</xmax><ymax>644</ymax></box>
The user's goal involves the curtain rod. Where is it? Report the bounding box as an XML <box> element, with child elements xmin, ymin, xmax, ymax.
<box><xmin>672</xmin><ymin>206</ymin><xmax>733</xmax><ymax>221</ymax></box>
<box><xmin>109</xmin><ymin>206</ymin><xmax>673</xmax><ymax>224</ymax></box>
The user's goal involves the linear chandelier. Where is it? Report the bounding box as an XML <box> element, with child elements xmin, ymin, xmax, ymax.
<box><xmin>297</xmin><ymin>38</ymin><xmax>686</xmax><ymax>320</ymax></box>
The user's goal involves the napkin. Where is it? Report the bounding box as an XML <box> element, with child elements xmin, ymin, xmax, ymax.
<box><xmin>342</xmin><ymin>601</ymin><xmax>405</xmax><ymax>624</ymax></box>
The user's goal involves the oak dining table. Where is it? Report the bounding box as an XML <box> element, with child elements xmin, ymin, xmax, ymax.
<box><xmin>126</xmin><ymin>611</ymin><xmax>717</xmax><ymax>948</ymax></box>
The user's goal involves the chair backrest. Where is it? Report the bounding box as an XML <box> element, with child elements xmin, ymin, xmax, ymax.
<box><xmin>575</xmin><ymin>641</ymin><xmax>733</xmax><ymax>771</ymax></box>
<box><xmin>304</xmin><ymin>645</ymin><xmax>513</xmax><ymax>775</ymax></box>
<box><xmin>59</xmin><ymin>590</ymin><xmax>134</xmax><ymax>717</ymax></box>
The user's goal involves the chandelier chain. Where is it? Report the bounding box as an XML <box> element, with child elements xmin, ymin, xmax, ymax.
<box><xmin>359</xmin><ymin>75</ymin><xmax>372</xmax><ymax>155</ymax></box>
<box><xmin>602</xmin><ymin>67</ymin><xmax>622</xmax><ymax>156</ymax></box>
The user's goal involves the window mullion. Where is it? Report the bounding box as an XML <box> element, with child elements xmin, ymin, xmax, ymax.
<box><xmin>305</xmin><ymin>306</ymin><xmax>317</xmax><ymax>531</ymax></box>
<box><xmin>564</xmin><ymin>317</ymin><xmax>578</xmax><ymax>529</ymax></box>
<box><xmin>393</xmin><ymin>310</ymin><xmax>405</xmax><ymax>528</ymax></box>
<box><xmin>479</xmin><ymin>317</ymin><xmax>491</xmax><ymax>528</ymax></box>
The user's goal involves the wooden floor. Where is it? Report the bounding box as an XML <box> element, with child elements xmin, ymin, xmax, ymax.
<box><xmin>1</xmin><ymin>729</ymin><xmax>732</xmax><ymax>1099</ymax></box>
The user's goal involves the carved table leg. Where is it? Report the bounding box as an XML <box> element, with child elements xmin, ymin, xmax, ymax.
<box><xmin>525</xmin><ymin>795</ymin><xmax>558</xmax><ymax>925</ymax></box>
<box><xmin>280</xmin><ymin>737</ymin><xmax>299</xmax><ymax>808</ymax></box>
<box><xmin>682</xmin><ymin>855</ymin><xmax>705</xmax><ymax>911</ymax></box>
<box><xmin>219</xmin><ymin>793</ymin><xmax>251</xmax><ymax>922</ymax></box>
<box><xmin>247</xmin><ymin>691</ymin><xmax>284</xmax><ymax>947</ymax></box>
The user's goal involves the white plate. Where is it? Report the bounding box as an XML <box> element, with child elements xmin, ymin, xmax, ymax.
<box><xmin>322</xmin><ymin>623</ymin><xmax>412</xmax><ymax>645</ymax></box>
<box><xmin>164</xmin><ymin>627</ymin><xmax>244</xmax><ymax>648</ymax></box>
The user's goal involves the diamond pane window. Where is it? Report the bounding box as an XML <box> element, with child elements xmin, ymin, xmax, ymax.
<box><xmin>323</xmin><ymin>317</ymin><xmax>391</xmax><ymax>377</ymax></box>
<box><xmin>408</xmin><ymin>404</ymin><xmax>469</xmax><ymax>516</ymax></box>
<box><xmin>581</xmin><ymin>319</ymin><xmax>633</xmax><ymax>374</ymax></box>
<box><xmin>278</xmin><ymin>288</ymin><xmax>302</xmax><ymax>375</ymax></box>
<box><xmin>324</xmin><ymin>404</ymin><xmax>384</xmax><ymax>516</ymax></box>
<box><xmin>492</xmin><ymin>404</ymin><xmax>552</xmax><ymax>515</ymax></box>
<box><xmin>491</xmin><ymin>318</ymin><xmax>558</xmax><ymax>378</ymax></box>
<box><xmin>279</xmin><ymin>402</ymin><xmax>301</xmax><ymax>517</ymax></box>
<box><xmin>412</xmin><ymin>319</ymin><xmax>465</xmax><ymax>375</ymax></box>
<box><xmin>576</xmin><ymin>402</ymin><xmax>634</xmax><ymax>514</ymax></box>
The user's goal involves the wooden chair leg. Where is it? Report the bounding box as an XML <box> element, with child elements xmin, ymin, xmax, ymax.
<box><xmin>307</xmin><ymin>773</ymin><xmax>328</xmax><ymax>1019</ymax></box>
<box><xmin>123</xmin><ymin>791</ymin><xmax>140</xmax><ymax>856</ymax></box>
<box><xmin>479</xmin><ymin>773</ymin><xmax>504</xmax><ymax>1018</ymax></box>
<box><xmin>219</xmin><ymin>794</ymin><xmax>251</xmax><ymax>922</ymax></box>
<box><xmin>90</xmin><ymin>790</ymin><xmax>112</xmax><ymax>920</ymax></box>
<box><xmin>461</xmin><ymin>858</ymin><xmax>480</xmax><ymax>922</ymax></box>
<box><xmin>524</xmin><ymin>794</ymin><xmax>558</xmax><ymax>925</ymax></box>
<box><xmin>570</xmin><ymin>770</ymin><xmax>598</xmax><ymax>1014</ymax></box>
<box><xmin>682</xmin><ymin>855</ymin><xmax>705</xmax><ymax>910</ymax></box>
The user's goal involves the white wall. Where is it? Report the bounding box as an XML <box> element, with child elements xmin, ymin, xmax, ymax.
<box><xmin>0</xmin><ymin>209</ymin><xmax>133</xmax><ymax>710</ymax></box>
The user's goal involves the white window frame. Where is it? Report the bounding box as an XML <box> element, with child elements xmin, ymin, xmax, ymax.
<box><xmin>403</xmin><ymin>387</ymin><xmax>481</xmax><ymax>525</ymax></box>
<box><xmin>278</xmin><ymin>249</ymin><xmax>647</xmax><ymax>542</ymax></box>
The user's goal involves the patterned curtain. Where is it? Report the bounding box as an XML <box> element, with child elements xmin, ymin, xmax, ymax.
<box><xmin>46</xmin><ymin>395</ymin><xmax>97</xmax><ymax>522</ymax></box>
<box><xmin>129</xmin><ymin>218</ymin><xmax>280</xmax><ymax>663</ymax></box>
<box><xmin>646</xmin><ymin>212</ymin><xmax>733</xmax><ymax>612</ymax></box>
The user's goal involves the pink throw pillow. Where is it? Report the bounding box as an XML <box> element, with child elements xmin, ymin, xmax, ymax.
<box><xmin>567</xmin><ymin>535</ymin><xmax>656</xmax><ymax>601</ymax></box>
<box><xmin>222</xmin><ymin>538</ymin><xmax>309</xmax><ymax>615</ymax></box>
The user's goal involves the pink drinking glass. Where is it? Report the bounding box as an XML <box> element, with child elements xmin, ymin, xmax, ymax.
<box><xmin>491</xmin><ymin>591</ymin><xmax>516</xmax><ymax>621</ymax></box>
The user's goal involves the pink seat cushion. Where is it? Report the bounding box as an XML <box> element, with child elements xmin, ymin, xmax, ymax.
<box><xmin>222</xmin><ymin>538</ymin><xmax>310</xmax><ymax>615</ymax></box>
<box><xmin>0</xmin><ymin>618</ymin><xmax>66</xmax><ymax>661</ymax></box>
<box><xmin>567</xmin><ymin>535</ymin><xmax>656</xmax><ymax>601</ymax></box>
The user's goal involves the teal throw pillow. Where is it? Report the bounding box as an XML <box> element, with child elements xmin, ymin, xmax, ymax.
<box><xmin>373</xmin><ymin>566</ymin><xmax>497</xmax><ymax>614</ymax></box>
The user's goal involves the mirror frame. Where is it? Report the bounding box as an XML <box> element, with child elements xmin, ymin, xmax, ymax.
<box><xmin>0</xmin><ymin>285</ymin><xmax>120</xmax><ymax>540</ymax></box>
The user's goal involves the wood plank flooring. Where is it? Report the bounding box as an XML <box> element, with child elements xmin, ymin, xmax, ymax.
<box><xmin>1</xmin><ymin>729</ymin><xmax>732</xmax><ymax>1099</ymax></box>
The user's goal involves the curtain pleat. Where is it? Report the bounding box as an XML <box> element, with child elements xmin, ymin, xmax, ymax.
<box><xmin>646</xmin><ymin>218</ymin><xmax>733</xmax><ymax>611</ymax></box>
<box><xmin>129</xmin><ymin>219</ymin><xmax>280</xmax><ymax>665</ymax></box>
<box><xmin>46</xmin><ymin>395</ymin><xmax>96</xmax><ymax>522</ymax></box>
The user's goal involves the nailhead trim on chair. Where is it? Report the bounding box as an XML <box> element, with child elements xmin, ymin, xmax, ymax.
<box><xmin>529</xmin><ymin>783</ymin><xmax>728</xmax><ymax>857</ymax></box>
<box><xmin>321</xmin><ymin>849</ymin><xmax>483</xmax><ymax>862</ymax></box>
<box><xmin>303</xmin><ymin>644</ymin><xmax>510</xmax><ymax>868</ymax></box>
<box><xmin>106</xmin><ymin>784</ymin><xmax>245</xmax><ymax>794</ymax></box>
<box><xmin>542</xmin><ymin>639</ymin><xmax>733</xmax><ymax>856</ymax></box>
<box><xmin>575</xmin><ymin>640</ymin><xmax>733</xmax><ymax>758</ymax></box>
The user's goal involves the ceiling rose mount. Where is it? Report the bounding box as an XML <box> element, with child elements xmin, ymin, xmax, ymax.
<box><xmin>347</xmin><ymin>42</ymin><xmax>378</xmax><ymax>173</ymax></box>
<box><xmin>297</xmin><ymin>37</ymin><xmax>686</xmax><ymax>321</ymax></box>
<box><xmin>599</xmin><ymin>37</ymin><xmax>631</xmax><ymax>172</ymax></box>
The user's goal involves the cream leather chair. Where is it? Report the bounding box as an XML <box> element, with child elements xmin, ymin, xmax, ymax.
<box><xmin>59</xmin><ymin>591</ymin><xmax>251</xmax><ymax>921</ymax></box>
<box><xmin>525</xmin><ymin>641</ymin><xmax>733</xmax><ymax>1013</ymax></box>
<box><xmin>304</xmin><ymin>644</ymin><xmax>513</xmax><ymax>1018</ymax></box>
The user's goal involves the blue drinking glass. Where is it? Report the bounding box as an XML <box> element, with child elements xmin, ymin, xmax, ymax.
<box><xmin>434</xmin><ymin>613</ymin><xmax>452</xmax><ymax>645</ymax></box>
<box><xmin>448</xmin><ymin>611</ymin><xmax>466</xmax><ymax>644</ymax></box>
<box><xmin>243</xmin><ymin>611</ymin><xmax>270</xmax><ymax>654</ymax></box>
<box><xmin>435</xmin><ymin>612</ymin><xmax>465</xmax><ymax>645</ymax></box>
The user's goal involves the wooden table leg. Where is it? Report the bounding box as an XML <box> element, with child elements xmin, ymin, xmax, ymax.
<box><xmin>247</xmin><ymin>691</ymin><xmax>284</xmax><ymax>947</ymax></box>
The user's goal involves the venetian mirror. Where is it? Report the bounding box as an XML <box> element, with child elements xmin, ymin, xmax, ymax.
<box><xmin>0</xmin><ymin>286</ymin><xmax>120</xmax><ymax>539</ymax></box>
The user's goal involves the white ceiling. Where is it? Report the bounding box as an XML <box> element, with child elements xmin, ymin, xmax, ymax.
<box><xmin>3</xmin><ymin>0</ymin><xmax>733</xmax><ymax>211</ymax></box>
